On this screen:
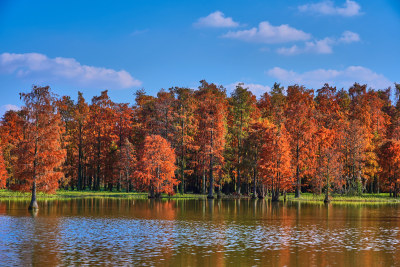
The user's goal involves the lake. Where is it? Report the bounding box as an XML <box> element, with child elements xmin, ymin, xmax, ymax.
<box><xmin>1</xmin><ymin>198</ymin><xmax>400</xmax><ymax>266</ymax></box>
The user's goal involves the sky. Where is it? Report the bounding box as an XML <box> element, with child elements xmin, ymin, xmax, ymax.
<box><xmin>0</xmin><ymin>0</ymin><xmax>399</xmax><ymax>113</ymax></box>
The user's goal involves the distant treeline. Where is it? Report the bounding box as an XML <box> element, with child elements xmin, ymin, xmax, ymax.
<box><xmin>1</xmin><ymin>80</ymin><xmax>400</xmax><ymax>200</ymax></box>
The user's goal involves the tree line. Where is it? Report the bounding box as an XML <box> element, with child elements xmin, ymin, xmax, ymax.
<box><xmin>1</xmin><ymin>81</ymin><xmax>400</xmax><ymax>205</ymax></box>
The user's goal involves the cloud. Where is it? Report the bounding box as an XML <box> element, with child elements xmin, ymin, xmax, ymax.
<box><xmin>277</xmin><ymin>31</ymin><xmax>359</xmax><ymax>55</ymax></box>
<box><xmin>338</xmin><ymin>30</ymin><xmax>360</xmax><ymax>43</ymax></box>
<box><xmin>277</xmin><ymin>38</ymin><xmax>333</xmax><ymax>55</ymax></box>
<box><xmin>0</xmin><ymin>52</ymin><xmax>142</xmax><ymax>89</ymax></box>
<box><xmin>194</xmin><ymin>11</ymin><xmax>239</xmax><ymax>28</ymax></box>
<box><xmin>226</xmin><ymin>82</ymin><xmax>271</xmax><ymax>96</ymax></box>
<box><xmin>222</xmin><ymin>21</ymin><xmax>311</xmax><ymax>43</ymax></box>
<box><xmin>266</xmin><ymin>66</ymin><xmax>392</xmax><ymax>89</ymax></box>
<box><xmin>0</xmin><ymin>104</ymin><xmax>20</xmax><ymax>116</ymax></box>
<box><xmin>298</xmin><ymin>0</ymin><xmax>361</xmax><ymax>17</ymax></box>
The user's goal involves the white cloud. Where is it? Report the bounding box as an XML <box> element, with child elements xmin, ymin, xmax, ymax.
<box><xmin>277</xmin><ymin>31</ymin><xmax>359</xmax><ymax>55</ymax></box>
<box><xmin>0</xmin><ymin>52</ymin><xmax>142</xmax><ymax>89</ymax></box>
<box><xmin>277</xmin><ymin>38</ymin><xmax>334</xmax><ymax>55</ymax></box>
<box><xmin>0</xmin><ymin>104</ymin><xmax>20</xmax><ymax>116</ymax></box>
<box><xmin>222</xmin><ymin>21</ymin><xmax>311</xmax><ymax>43</ymax></box>
<box><xmin>298</xmin><ymin>0</ymin><xmax>361</xmax><ymax>17</ymax></box>
<box><xmin>338</xmin><ymin>30</ymin><xmax>360</xmax><ymax>43</ymax></box>
<box><xmin>226</xmin><ymin>82</ymin><xmax>271</xmax><ymax>96</ymax></box>
<box><xmin>194</xmin><ymin>11</ymin><xmax>239</xmax><ymax>28</ymax></box>
<box><xmin>266</xmin><ymin>66</ymin><xmax>392</xmax><ymax>89</ymax></box>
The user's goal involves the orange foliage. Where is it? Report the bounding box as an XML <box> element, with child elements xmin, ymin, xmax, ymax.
<box><xmin>0</xmin><ymin>149</ymin><xmax>7</xmax><ymax>188</ymax></box>
<box><xmin>136</xmin><ymin>135</ymin><xmax>178</xmax><ymax>197</ymax></box>
<box><xmin>14</xmin><ymin>86</ymin><xmax>66</xmax><ymax>193</ymax></box>
<box><xmin>258</xmin><ymin>122</ymin><xmax>292</xmax><ymax>200</ymax></box>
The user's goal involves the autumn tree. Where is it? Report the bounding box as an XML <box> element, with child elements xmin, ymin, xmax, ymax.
<box><xmin>57</xmin><ymin>95</ymin><xmax>75</xmax><ymax>189</ymax></box>
<box><xmin>118</xmin><ymin>138</ymin><xmax>136</xmax><ymax>192</ymax></box>
<box><xmin>313</xmin><ymin>84</ymin><xmax>344</xmax><ymax>201</ymax></box>
<box><xmin>285</xmin><ymin>85</ymin><xmax>315</xmax><ymax>198</ymax></box>
<box><xmin>0</xmin><ymin>149</ymin><xmax>7</xmax><ymax>188</ymax></box>
<box><xmin>114</xmin><ymin>103</ymin><xmax>134</xmax><ymax>191</ymax></box>
<box><xmin>379</xmin><ymin>140</ymin><xmax>400</xmax><ymax>197</ymax></box>
<box><xmin>73</xmin><ymin>92</ymin><xmax>90</xmax><ymax>190</ymax></box>
<box><xmin>341</xmin><ymin>83</ymin><xmax>374</xmax><ymax>194</ymax></box>
<box><xmin>136</xmin><ymin>135</ymin><xmax>178</xmax><ymax>198</ymax></box>
<box><xmin>171</xmin><ymin>87</ymin><xmax>197</xmax><ymax>193</ymax></box>
<box><xmin>87</xmin><ymin>91</ymin><xmax>117</xmax><ymax>190</ymax></box>
<box><xmin>132</xmin><ymin>89</ymin><xmax>156</xmax><ymax>152</ymax></box>
<box><xmin>16</xmin><ymin>86</ymin><xmax>66</xmax><ymax>210</ymax></box>
<box><xmin>227</xmin><ymin>84</ymin><xmax>257</xmax><ymax>195</ymax></box>
<box><xmin>0</xmin><ymin>110</ymin><xmax>25</xmax><ymax>187</ymax></box>
<box><xmin>194</xmin><ymin>81</ymin><xmax>227</xmax><ymax>198</ymax></box>
<box><xmin>258</xmin><ymin>122</ymin><xmax>292</xmax><ymax>201</ymax></box>
<box><xmin>243</xmin><ymin>118</ymin><xmax>269</xmax><ymax>198</ymax></box>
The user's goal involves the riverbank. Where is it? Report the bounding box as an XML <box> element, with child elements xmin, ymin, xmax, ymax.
<box><xmin>0</xmin><ymin>189</ymin><xmax>208</xmax><ymax>200</ymax></box>
<box><xmin>287</xmin><ymin>193</ymin><xmax>400</xmax><ymax>203</ymax></box>
<box><xmin>1</xmin><ymin>189</ymin><xmax>400</xmax><ymax>203</ymax></box>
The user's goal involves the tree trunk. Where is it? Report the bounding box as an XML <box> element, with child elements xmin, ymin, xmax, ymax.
<box><xmin>208</xmin><ymin>129</ymin><xmax>214</xmax><ymax>199</ymax></box>
<box><xmin>324</xmin><ymin>171</ymin><xmax>331</xmax><ymax>204</ymax></box>
<box><xmin>28</xmin><ymin>180</ymin><xmax>38</xmax><ymax>210</ymax></box>
<box><xmin>271</xmin><ymin>188</ymin><xmax>280</xmax><ymax>202</ymax></box>
<box><xmin>252</xmin><ymin>167</ymin><xmax>257</xmax><ymax>199</ymax></box>
<box><xmin>78</xmin><ymin>123</ymin><xmax>83</xmax><ymax>190</ymax></box>
<box><xmin>295</xmin><ymin>143</ymin><xmax>301</xmax><ymax>198</ymax></box>
<box><xmin>202</xmin><ymin>164</ymin><xmax>206</xmax><ymax>195</ymax></box>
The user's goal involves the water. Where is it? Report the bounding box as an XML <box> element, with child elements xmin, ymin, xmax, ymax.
<box><xmin>1</xmin><ymin>198</ymin><xmax>400</xmax><ymax>266</ymax></box>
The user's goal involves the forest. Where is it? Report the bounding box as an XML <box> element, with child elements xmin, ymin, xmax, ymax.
<box><xmin>1</xmin><ymin>81</ymin><xmax>400</xmax><ymax>203</ymax></box>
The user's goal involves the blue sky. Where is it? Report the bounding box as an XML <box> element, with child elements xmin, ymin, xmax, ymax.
<box><xmin>0</xmin><ymin>0</ymin><xmax>399</xmax><ymax>113</ymax></box>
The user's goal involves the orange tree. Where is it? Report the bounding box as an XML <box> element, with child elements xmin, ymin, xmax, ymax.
<box><xmin>16</xmin><ymin>86</ymin><xmax>66</xmax><ymax>210</ymax></box>
<box><xmin>0</xmin><ymin>149</ymin><xmax>7</xmax><ymax>188</ymax></box>
<box><xmin>258</xmin><ymin>122</ymin><xmax>292</xmax><ymax>201</ymax></box>
<box><xmin>136</xmin><ymin>135</ymin><xmax>178</xmax><ymax>198</ymax></box>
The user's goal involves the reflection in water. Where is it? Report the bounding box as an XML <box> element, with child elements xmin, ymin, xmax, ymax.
<box><xmin>1</xmin><ymin>199</ymin><xmax>400</xmax><ymax>266</ymax></box>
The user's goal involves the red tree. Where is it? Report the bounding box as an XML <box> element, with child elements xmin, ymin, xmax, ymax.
<box><xmin>194</xmin><ymin>81</ymin><xmax>227</xmax><ymax>198</ymax></box>
<box><xmin>16</xmin><ymin>86</ymin><xmax>66</xmax><ymax>210</ymax></box>
<box><xmin>136</xmin><ymin>135</ymin><xmax>178</xmax><ymax>198</ymax></box>
<box><xmin>258</xmin><ymin>122</ymin><xmax>292</xmax><ymax>201</ymax></box>
<box><xmin>0</xmin><ymin>149</ymin><xmax>7</xmax><ymax>188</ymax></box>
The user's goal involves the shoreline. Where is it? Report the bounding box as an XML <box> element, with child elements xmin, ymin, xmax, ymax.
<box><xmin>1</xmin><ymin>190</ymin><xmax>400</xmax><ymax>203</ymax></box>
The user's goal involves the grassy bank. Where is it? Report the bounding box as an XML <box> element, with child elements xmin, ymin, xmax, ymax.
<box><xmin>0</xmin><ymin>189</ymin><xmax>208</xmax><ymax>200</ymax></box>
<box><xmin>286</xmin><ymin>192</ymin><xmax>400</xmax><ymax>203</ymax></box>
<box><xmin>1</xmin><ymin>189</ymin><xmax>400</xmax><ymax>203</ymax></box>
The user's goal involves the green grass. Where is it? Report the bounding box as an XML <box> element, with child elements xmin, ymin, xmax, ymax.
<box><xmin>2</xmin><ymin>189</ymin><xmax>400</xmax><ymax>203</ymax></box>
<box><xmin>286</xmin><ymin>192</ymin><xmax>400</xmax><ymax>203</ymax></box>
<box><xmin>0</xmin><ymin>189</ymin><xmax>209</xmax><ymax>200</ymax></box>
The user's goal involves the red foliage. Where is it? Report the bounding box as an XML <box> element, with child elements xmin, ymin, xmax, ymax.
<box><xmin>136</xmin><ymin>135</ymin><xmax>178</xmax><ymax>196</ymax></box>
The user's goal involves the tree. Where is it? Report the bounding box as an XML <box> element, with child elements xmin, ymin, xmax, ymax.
<box><xmin>227</xmin><ymin>83</ymin><xmax>257</xmax><ymax>195</ymax></box>
<box><xmin>313</xmin><ymin>84</ymin><xmax>344</xmax><ymax>201</ymax></box>
<box><xmin>0</xmin><ymin>110</ymin><xmax>25</xmax><ymax>188</ymax></box>
<box><xmin>314</xmin><ymin>127</ymin><xmax>342</xmax><ymax>202</ymax></box>
<box><xmin>16</xmin><ymin>86</ymin><xmax>66</xmax><ymax>210</ymax></box>
<box><xmin>171</xmin><ymin>87</ymin><xmax>197</xmax><ymax>194</ymax></box>
<box><xmin>73</xmin><ymin>92</ymin><xmax>90</xmax><ymax>190</ymax></box>
<box><xmin>114</xmin><ymin>103</ymin><xmax>134</xmax><ymax>191</ymax></box>
<box><xmin>0</xmin><ymin>149</ymin><xmax>7</xmax><ymax>188</ymax></box>
<box><xmin>57</xmin><ymin>95</ymin><xmax>75</xmax><ymax>189</ymax></box>
<box><xmin>136</xmin><ymin>135</ymin><xmax>178</xmax><ymax>198</ymax></box>
<box><xmin>88</xmin><ymin>91</ymin><xmax>117</xmax><ymax>190</ymax></box>
<box><xmin>243</xmin><ymin>118</ymin><xmax>269</xmax><ymax>198</ymax></box>
<box><xmin>194</xmin><ymin>81</ymin><xmax>227</xmax><ymax>198</ymax></box>
<box><xmin>118</xmin><ymin>138</ymin><xmax>136</xmax><ymax>192</ymax></box>
<box><xmin>258</xmin><ymin>122</ymin><xmax>292</xmax><ymax>201</ymax></box>
<box><xmin>285</xmin><ymin>85</ymin><xmax>315</xmax><ymax>198</ymax></box>
<box><xmin>379</xmin><ymin>140</ymin><xmax>400</xmax><ymax>197</ymax></box>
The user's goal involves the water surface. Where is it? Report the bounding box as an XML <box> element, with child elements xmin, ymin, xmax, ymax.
<box><xmin>1</xmin><ymin>198</ymin><xmax>400</xmax><ymax>266</ymax></box>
